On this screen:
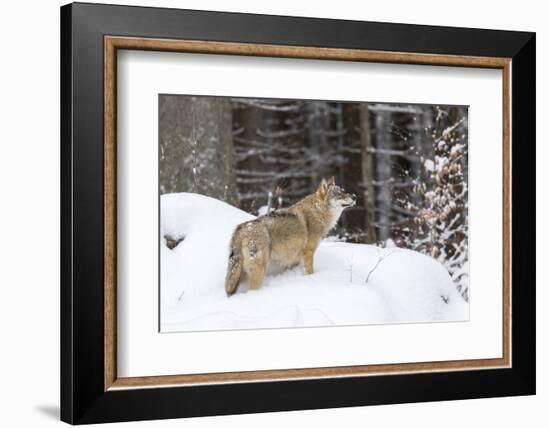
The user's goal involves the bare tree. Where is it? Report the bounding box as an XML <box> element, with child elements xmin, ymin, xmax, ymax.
<box><xmin>359</xmin><ymin>104</ymin><xmax>376</xmax><ymax>243</ymax></box>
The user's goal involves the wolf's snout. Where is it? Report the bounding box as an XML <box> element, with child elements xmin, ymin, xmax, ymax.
<box><xmin>342</xmin><ymin>194</ymin><xmax>356</xmax><ymax>208</ymax></box>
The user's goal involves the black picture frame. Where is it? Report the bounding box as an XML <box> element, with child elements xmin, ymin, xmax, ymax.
<box><xmin>61</xmin><ymin>2</ymin><xmax>535</xmax><ymax>424</ymax></box>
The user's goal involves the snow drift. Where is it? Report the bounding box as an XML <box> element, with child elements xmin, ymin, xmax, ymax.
<box><xmin>160</xmin><ymin>193</ymin><xmax>468</xmax><ymax>332</ymax></box>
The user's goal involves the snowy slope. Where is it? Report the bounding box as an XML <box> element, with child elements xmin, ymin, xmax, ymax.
<box><xmin>160</xmin><ymin>193</ymin><xmax>468</xmax><ymax>332</ymax></box>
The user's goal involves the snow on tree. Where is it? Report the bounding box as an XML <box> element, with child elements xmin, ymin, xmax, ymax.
<box><xmin>390</xmin><ymin>106</ymin><xmax>469</xmax><ymax>301</ymax></box>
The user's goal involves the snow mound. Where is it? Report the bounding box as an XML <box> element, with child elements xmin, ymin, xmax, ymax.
<box><xmin>160</xmin><ymin>193</ymin><xmax>468</xmax><ymax>332</ymax></box>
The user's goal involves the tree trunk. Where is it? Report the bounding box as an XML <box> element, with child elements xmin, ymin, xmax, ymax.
<box><xmin>373</xmin><ymin>109</ymin><xmax>393</xmax><ymax>242</ymax></box>
<box><xmin>159</xmin><ymin>95</ymin><xmax>238</xmax><ymax>205</ymax></box>
<box><xmin>359</xmin><ymin>104</ymin><xmax>376</xmax><ymax>243</ymax></box>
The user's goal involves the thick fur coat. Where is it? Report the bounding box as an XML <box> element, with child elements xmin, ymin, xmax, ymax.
<box><xmin>225</xmin><ymin>178</ymin><xmax>356</xmax><ymax>295</ymax></box>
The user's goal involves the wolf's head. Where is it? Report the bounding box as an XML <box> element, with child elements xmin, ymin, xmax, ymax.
<box><xmin>316</xmin><ymin>177</ymin><xmax>356</xmax><ymax>210</ymax></box>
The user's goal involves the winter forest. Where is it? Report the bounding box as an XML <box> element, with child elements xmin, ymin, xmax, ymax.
<box><xmin>159</xmin><ymin>95</ymin><xmax>469</xmax><ymax>303</ymax></box>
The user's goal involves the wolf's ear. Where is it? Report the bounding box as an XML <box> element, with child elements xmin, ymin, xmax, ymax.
<box><xmin>328</xmin><ymin>176</ymin><xmax>335</xmax><ymax>187</ymax></box>
<box><xmin>317</xmin><ymin>178</ymin><xmax>328</xmax><ymax>200</ymax></box>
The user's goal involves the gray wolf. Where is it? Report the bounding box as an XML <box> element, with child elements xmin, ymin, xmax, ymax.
<box><xmin>225</xmin><ymin>177</ymin><xmax>356</xmax><ymax>296</ymax></box>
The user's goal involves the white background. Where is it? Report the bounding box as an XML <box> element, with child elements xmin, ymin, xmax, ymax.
<box><xmin>118</xmin><ymin>51</ymin><xmax>502</xmax><ymax>377</ymax></box>
<box><xmin>0</xmin><ymin>0</ymin><xmax>546</xmax><ymax>427</ymax></box>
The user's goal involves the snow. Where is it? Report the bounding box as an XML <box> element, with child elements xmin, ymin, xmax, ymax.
<box><xmin>424</xmin><ymin>159</ymin><xmax>435</xmax><ymax>172</ymax></box>
<box><xmin>160</xmin><ymin>193</ymin><xmax>468</xmax><ymax>332</ymax></box>
<box><xmin>451</xmin><ymin>143</ymin><xmax>465</xmax><ymax>155</ymax></box>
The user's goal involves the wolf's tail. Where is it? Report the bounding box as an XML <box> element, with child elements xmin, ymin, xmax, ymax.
<box><xmin>225</xmin><ymin>227</ymin><xmax>244</xmax><ymax>296</ymax></box>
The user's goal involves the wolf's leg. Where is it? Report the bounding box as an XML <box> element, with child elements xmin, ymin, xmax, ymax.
<box><xmin>249</xmin><ymin>258</ymin><xmax>267</xmax><ymax>290</ymax></box>
<box><xmin>303</xmin><ymin>248</ymin><xmax>314</xmax><ymax>274</ymax></box>
<box><xmin>243</xmin><ymin>226</ymin><xmax>269</xmax><ymax>291</ymax></box>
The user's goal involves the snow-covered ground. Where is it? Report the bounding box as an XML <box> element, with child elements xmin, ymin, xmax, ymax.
<box><xmin>160</xmin><ymin>193</ymin><xmax>468</xmax><ymax>332</ymax></box>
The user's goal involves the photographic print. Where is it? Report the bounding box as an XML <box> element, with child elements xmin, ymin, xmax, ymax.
<box><xmin>159</xmin><ymin>95</ymin><xmax>469</xmax><ymax>333</ymax></box>
<box><xmin>62</xmin><ymin>6</ymin><xmax>535</xmax><ymax>422</ymax></box>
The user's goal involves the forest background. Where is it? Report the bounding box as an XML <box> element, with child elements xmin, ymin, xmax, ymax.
<box><xmin>159</xmin><ymin>95</ymin><xmax>469</xmax><ymax>300</ymax></box>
